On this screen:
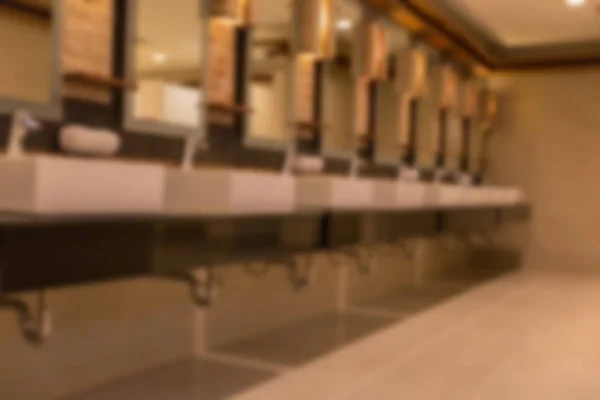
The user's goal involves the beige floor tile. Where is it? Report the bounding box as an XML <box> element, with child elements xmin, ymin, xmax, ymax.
<box><xmin>230</xmin><ymin>271</ymin><xmax>600</xmax><ymax>400</ymax></box>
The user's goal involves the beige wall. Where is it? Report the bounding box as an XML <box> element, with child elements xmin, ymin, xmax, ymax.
<box><xmin>489</xmin><ymin>70</ymin><xmax>600</xmax><ymax>272</ymax></box>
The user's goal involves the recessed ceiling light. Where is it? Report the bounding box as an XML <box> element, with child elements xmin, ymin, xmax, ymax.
<box><xmin>152</xmin><ymin>52</ymin><xmax>167</xmax><ymax>64</ymax></box>
<box><xmin>566</xmin><ymin>0</ymin><xmax>585</xmax><ymax>7</ymax></box>
<box><xmin>336</xmin><ymin>19</ymin><xmax>352</xmax><ymax>31</ymax></box>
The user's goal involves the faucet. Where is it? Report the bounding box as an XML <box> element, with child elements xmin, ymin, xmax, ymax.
<box><xmin>6</xmin><ymin>110</ymin><xmax>41</xmax><ymax>159</ymax></box>
<box><xmin>0</xmin><ymin>290</ymin><xmax>52</xmax><ymax>346</ymax></box>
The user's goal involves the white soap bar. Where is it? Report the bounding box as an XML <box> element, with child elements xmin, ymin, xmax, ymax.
<box><xmin>59</xmin><ymin>125</ymin><xmax>121</xmax><ymax>157</ymax></box>
<box><xmin>293</xmin><ymin>154</ymin><xmax>325</xmax><ymax>174</ymax></box>
<box><xmin>399</xmin><ymin>166</ymin><xmax>420</xmax><ymax>181</ymax></box>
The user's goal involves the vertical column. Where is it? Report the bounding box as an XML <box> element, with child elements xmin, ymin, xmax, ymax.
<box><xmin>353</xmin><ymin>15</ymin><xmax>388</xmax><ymax>162</ymax></box>
<box><xmin>458</xmin><ymin>77</ymin><xmax>480</xmax><ymax>176</ymax></box>
<box><xmin>395</xmin><ymin>45</ymin><xmax>428</xmax><ymax>174</ymax></box>
<box><xmin>430</xmin><ymin>62</ymin><xmax>459</xmax><ymax>176</ymax></box>
<box><xmin>474</xmin><ymin>87</ymin><xmax>498</xmax><ymax>183</ymax></box>
<box><xmin>62</xmin><ymin>0</ymin><xmax>115</xmax><ymax>103</ymax></box>
<box><xmin>205</xmin><ymin>0</ymin><xmax>253</xmax><ymax>127</ymax></box>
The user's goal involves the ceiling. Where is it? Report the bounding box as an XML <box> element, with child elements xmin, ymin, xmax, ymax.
<box><xmin>385</xmin><ymin>0</ymin><xmax>600</xmax><ymax>68</ymax></box>
<box><xmin>440</xmin><ymin>0</ymin><xmax>600</xmax><ymax>47</ymax></box>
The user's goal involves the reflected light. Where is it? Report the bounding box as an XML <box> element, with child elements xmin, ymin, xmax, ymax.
<box><xmin>336</xmin><ymin>19</ymin><xmax>352</xmax><ymax>31</ymax></box>
<box><xmin>566</xmin><ymin>0</ymin><xmax>585</xmax><ymax>7</ymax></box>
<box><xmin>152</xmin><ymin>52</ymin><xmax>167</xmax><ymax>64</ymax></box>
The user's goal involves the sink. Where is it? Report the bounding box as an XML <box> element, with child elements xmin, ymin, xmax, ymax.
<box><xmin>484</xmin><ymin>186</ymin><xmax>524</xmax><ymax>206</ymax></box>
<box><xmin>165</xmin><ymin>168</ymin><xmax>296</xmax><ymax>214</ymax></box>
<box><xmin>296</xmin><ymin>176</ymin><xmax>374</xmax><ymax>209</ymax></box>
<box><xmin>429</xmin><ymin>183</ymin><xmax>467</xmax><ymax>207</ymax></box>
<box><xmin>372</xmin><ymin>180</ymin><xmax>399</xmax><ymax>208</ymax></box>
<box><xmin>395</xmin><ymin>181</ymin><xmax>435</xmax><ymax>209</ymax></box>
<box><xmin>0</xmin><ymin>155</ymin><xmax>165</xmax><ymax>214</ymax></box>
<box><xmin>452</xmin><ymin>186</ymin><xmax>525</xmax><ymax>207</ymax></box>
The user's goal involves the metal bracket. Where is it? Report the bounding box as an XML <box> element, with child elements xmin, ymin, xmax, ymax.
<box><xmin>165</xmin><ymin>268</ymin><xmax>215</xmax><ymax>307</ymax></box>
<box><xmin>341</xmin><ymin>247</ymin><xmax>374</xmax><ymax>275</ymax></box>
<box><xmin>0</xmin><ymin>290</ymin><xmax>52</xmax><ymax>346</ymax></box>
<box><xmin>398</xmin><ymin>241</ymin><xmax>417</xmax><ymax>262</ymax></box>
<box><xmin>285</xmin><ymin>255</ymin><xmax>314</xmax><ymax>291</ymax></box>
<box><xmin>453</xmin><ymin>230</ymin><xmax>496</xmax><ymax>247</ymax></box>
<box><xmin>353</xmin><ymin>248</ymin><xmax>372</xmax><ymax>275</ymax></box>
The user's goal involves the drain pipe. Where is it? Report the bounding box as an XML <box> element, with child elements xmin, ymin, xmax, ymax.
<box><xmin>164</xmin><ymin>269</ymin><xmax>215</xmax><ymax>307</ymax></box>
<box><xmin>0</xmin><ymin>290</ymin><xmax>52</xmax><ymax>346</ymax></box>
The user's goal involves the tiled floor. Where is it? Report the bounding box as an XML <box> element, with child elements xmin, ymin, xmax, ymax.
<box><xmin>61</xmin><ymin>273</ymin><xmax>512</xmax><ymax>400</ymax></box>
<box><xmin>213</xmin><ymin>312</ymin><xmax>396</xmax><ymax>368</ymax></box>
<box><xmin>62</xmin><ymin>358</ymin><xmax>274</xmax><ymax>400</ymax></box>
<box><xmin>230</xmin><ymin>270</ymin><xmax>600</xmax><ymax>400</ymax></box>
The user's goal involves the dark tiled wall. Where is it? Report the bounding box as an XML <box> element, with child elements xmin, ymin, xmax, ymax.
<box><xmin>360</xmin><ymin>164</ymin><xmax>398</xmax><ymax>179</ymax></box>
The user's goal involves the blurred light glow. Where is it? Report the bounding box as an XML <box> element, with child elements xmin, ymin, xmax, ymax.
<box><xmin>152</xmin><ymin>52</ymin><xmax>167</xmax><ymax>64</ymax></box>
<box><xmin>336</xmin><ymin>19</ymin><xmax>352</xmax><ymax>31</ymax></box>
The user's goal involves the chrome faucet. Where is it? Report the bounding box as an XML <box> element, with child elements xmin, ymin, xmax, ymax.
<box><xmin>7</xmin><ymin>110</ymin><xmax>41</xmax><ymax>159</ymax></box>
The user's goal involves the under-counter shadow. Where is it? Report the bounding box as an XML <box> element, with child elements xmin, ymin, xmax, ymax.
<box><xmin>354</xmin><ymin>283</ymin><xmax>473</xmax><ymax>315</ymax></box>
<box><xmin>61</xmin><ymin>357</ymin><xmax>275</xmax><ymax>400</ymax></box>
<box><xmin>211</xmin><ymin>312</ymin><xmax>396</xmax><ymax>368</ymax></box>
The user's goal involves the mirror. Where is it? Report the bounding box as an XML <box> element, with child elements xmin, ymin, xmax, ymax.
<box><xmin>458</xmin><ymin>78</ymin><xmax>479</xmax><ymax>174</ymax></box>
<box><xmin>353</xmin><ymin>14</ymin><xmax>388</xmax><ymax>163</ymax></box>
<box><xmin>395</xmin><ymin>45</ymin><xmax>429</xmax><ymax>170</ymax></box>
<box><xmin>320</xmin><ymin>0</ymin><xmax>361</xmax><ymax>159</ymax></box>
<box><xmin>124</xmin><ymin>0</ymin><xmax>204</xmax><ymax>136</ymax></box>
<box><xmin>472</xmin><ymin>87</ymin><xmax>497</xmax><ymax>176</ymax></box>
<box><xmin>246</xmin><ymin>0</ymin><xmax>293</xmax><ymax>149</ymax></box>
<box><xmin>429</xmin><ymin>63</ymin><xmax>460</xmax><ymax>174</ymax></box>
<box><xmin>373</xmin><ymin>24</ymin><xmax>407</xmax><ymax>166</ymax></box>
<box><xmin>0</xmin><ymin>0</ymin><xmax>61</xmax><ymax>118</ymax></box>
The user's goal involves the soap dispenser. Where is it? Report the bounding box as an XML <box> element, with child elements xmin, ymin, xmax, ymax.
<box><xmin>7</xmin><ymin>110</ymin><xmax>40</xmax><ymax>159</ymax></box>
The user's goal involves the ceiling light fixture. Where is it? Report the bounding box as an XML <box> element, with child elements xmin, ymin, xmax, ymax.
<box><xmin>152</xmin><ymin>52</ymin><xmax>167</xmax><ymax>64</ymax></box>
<box><xmin>566</xmin><ymin>0</ymin><xmax>585</xmax><ymax>7</ymax></box>
<box><xmin>336</xmin><ymin>19</ymin><xmax>352</xmax><ymax>31</ymax></box>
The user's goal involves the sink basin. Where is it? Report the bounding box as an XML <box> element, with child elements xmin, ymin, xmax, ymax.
<box><xmin>165</xmin><ymin>168</ymin><xmax>296</xmax><ymax>214</ymax></box>
<box><xmin>484</xmin><ymin>186</ymin><xmax>524</xmax><ymax>206</ymax></box>
<box><xmin>435</xmin><ymin>184</ymin><xmax>468</xmax><ymax>207</ymax></box>
<box><xmin>395</xmin><ymin>181</ymin><xmax>435</xmax><ymax>209</ymax></box>
<box><xmin>0</xmin><ymin>155</ymin><xmax>165</xmax><ymax>214</ymax></box>
<box><xmin>296</xmin><ymin>176</ymin><xmax>374</xmax><ymax>209</ymax></box>
<box><xmin>372</xmin><ymin>180</ymin><xmax>398</xmax><ymax>208</ymax></box>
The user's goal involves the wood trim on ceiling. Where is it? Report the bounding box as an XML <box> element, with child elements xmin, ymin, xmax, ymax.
<box><xmin>0</xmin><ymin>0</ymin><xmax>52</xmax><ymax>19</ymax></box>
<box><xmin>362</xmin><ymin>0</ymin><xmax>600</xmax><ymax>71</ymax></box>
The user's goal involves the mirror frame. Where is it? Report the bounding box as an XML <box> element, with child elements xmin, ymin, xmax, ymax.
<box><xmin>122</xmin><ymin>0</ymin><xmax>208</xmax><ymax>139</ymax></box>
<box><xmin>0</xmin><ymin>0</ymin><xmax>63</xmax><ymax>120</ymax></box>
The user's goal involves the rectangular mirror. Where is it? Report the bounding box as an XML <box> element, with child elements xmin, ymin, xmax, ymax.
<box><xmin>123</xmin><ymin>0</ymin><xmax>205</xmax><ymax>137</ymax></box>
<box><xmin>353</xmin><ymin>15</ymin><xmax>388</xmax><ymax>163</ymax></box>
<box><xmin>395</xmin><ymin>45</ymin><xmax>428</xmax><ymax>170</ymax></box>
<box><xmin>427</xmin><ymin>63</ymin><xmax>460</xmax><ymax>173</ymax></box>
<box><xmin>373</xmin><ymin>24</ymin><xmax>407</xmax><ymax>167</ymax></box>
<box><xmin>246</xmin><ymin>0</ymin><xmax>293</xmax><ymax>150</ymax></box>
<box><xmin>0</xmin><ymin>0</ymin><xmax>62</xmax><ymax>118</ymax></box>
<box><xmin>320</xmin><ymin>0</ymin><xmax>360</xmax><ymax>160</ymax></box>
